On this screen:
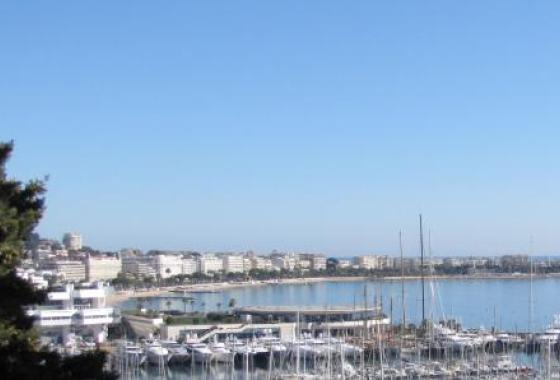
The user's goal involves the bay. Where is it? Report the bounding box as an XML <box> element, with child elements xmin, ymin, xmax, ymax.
<box><xmin>119</xmin><ymin>277</ymin><xmax>560</xmax><ymax>331</ymax></box>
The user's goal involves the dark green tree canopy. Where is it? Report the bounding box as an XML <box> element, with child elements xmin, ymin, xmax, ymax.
<box><xmin>0</xmin><ymin>141</ymin><xmax>116</xmax><ymax>379</ymax></box>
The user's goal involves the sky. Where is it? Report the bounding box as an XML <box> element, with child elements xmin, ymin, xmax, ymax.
<box><xmin>1</xmin><ymin>1</ymin><xmax>560</xmax><ymax>257</ymax></box>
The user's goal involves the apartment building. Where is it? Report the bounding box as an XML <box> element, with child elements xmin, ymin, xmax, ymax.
<box><xmin>311</xmin><ymin>255</ymin><xmax>327</xmax><ymax>271</ymax></box>
<box><xmin>249</xmin><ymin>256</ymin><xmax>273</xmax><ymax>271</ymax></box>
<box><xmin>86</xmin><ymin>255</ymin><xmax>121</xmax><ymax>281</ymax></box>
<box><xmin>199</xmin><ymin>256</ymin><xmax>223</xmax><ymax>274</ymax></box>
<box><xmin>182</xmin><ymin>257</ymin><xmax>199</xmax><ymax>275</ymax></box>
<box><xmin>354</xmin><ymin>255</ymin><xmax>391</xmax><ymax>270</ymax></box>
<box><xmin>271</xmin><ymin>255</ymin><xmax>297</xmax><ymax>271</ymax></box>
<box><xmin>223</xmin><ymin>255</ymin><xmax>245</xmax><ymax>273</ymax></box>
<box><xmin>153</xmin><ymin>254</ymin><xmax>183</xmax><ymax>278</ymax></box>
<box><xmin>122</xmin><ymin>255</ymin><xmax>156</xmax><ymax>278</ymax></box>
<box><xmin>42</xmin><ymin>260</ymin><xmax>86</xmax><ymax>282</ymax></box>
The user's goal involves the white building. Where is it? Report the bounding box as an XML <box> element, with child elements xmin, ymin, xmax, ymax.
<box><xmin>337</xmin><ymin>259</ymin><xmax>352</xmax><ymax>268</ymax></box>
<box><xmin>27</xmin><ymin>282</ymin><xmax>114</xmax><ymax>344</ymax></box>
<box><xmin>16</xmin><ymin>268</ymin><xmax>49</xmax><ymax>289</ymax></box>
<box><xmin>182</xmin><ymin>257</ymin><xmax>199</xmax><ymax>275</ymax></box>
<box><xmin>355</xmin><ymin>255</ymin><xmax>390</xmax><ymax>270</ymax></box>
<box><xmin>62</xmin><ymin>233</ymin><xmax>83</xmax><ymax>251</ymax></box>
<box><xmin>43</xmin><ymin>260</ymin><xmax>86</xmax><ymax>282</ymax></box>
<box><xmin>199</xmin><ymin>256</ymin><xmax>223</xmax><ymax>274</ymax></box>
<box><xmin>311</xmin><ymin>255</ymin><xmax>327</xmax><ymax>271</ymax></box>
<box><xmin>153</xmin><ymin>254</ymin><xmax>183</xmax><ymax>278</ymax></box>
<box><xmin>86</xmin><ymin>255</ymin><xmax>121</xmax><ymax>281</ymax></box>
<box><xmin>122</xmin><ymin>255</ymin><xmax>156</xmax><ymax>278</ymax></box>
<box><xmin>243</xmin><ymin>257</ymin><xmax>252</xmax><ymax>272</ymax></box>
<box><xmin>249</xmin><ymin>256</ymin><xmax>273</xmax><ymax>271</ymax></box>
<box><xmin>271</xmin><ymin>255</ymin><xmax>297</xmax><ymax>271</ymax></box>
<box><xmin>223</xmin><ymin>255</ymin><xmax>245</xmax><ymax>273</ymax></box>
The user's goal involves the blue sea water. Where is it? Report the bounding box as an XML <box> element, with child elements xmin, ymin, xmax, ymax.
<box><xmin>119</xmin><ymin>277</ymin><xmax>560</xmax><ymax>331</ymax></box>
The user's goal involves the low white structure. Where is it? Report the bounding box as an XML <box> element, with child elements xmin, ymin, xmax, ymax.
<box><xmin>27</xmin><ymin>282</ymin><xmax>114</xmax><ymax>344</ymax></box>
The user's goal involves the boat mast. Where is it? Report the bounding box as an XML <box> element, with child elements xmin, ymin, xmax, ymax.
<box><xmin>419</xmin><ymin>214</ymin><xmax>426</xmax><ymax>323</ymax></box>
<box><xmin>399</xmin><ymin>230</ymin><xmax>406</xmax><ymax>330</ymax></box>
<box><xmin>529</xmin><ymin>236</ymin><xmax>534</xmax><ymax>334</ymax></box>
<box><xmin>399</xmin><ymin>229</ymin><xmax>405</xmax><ymax>374</ymax></box>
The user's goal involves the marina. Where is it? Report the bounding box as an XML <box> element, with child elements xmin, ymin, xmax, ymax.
<box><xmin>111</xmin><ymin>278</ymin><xmax>560</xmax><ymax>379</ymax></box>
<box><xmin>111</xmin><ymin>316</ymin><xmax>560</xmax><ymax>379</ymax></box>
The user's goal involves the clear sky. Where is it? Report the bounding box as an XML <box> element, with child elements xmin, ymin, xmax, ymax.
<box><xmin>2</xmin><ymin>1</ymin><xmax>559</xmax><ymax>257</ymax></box>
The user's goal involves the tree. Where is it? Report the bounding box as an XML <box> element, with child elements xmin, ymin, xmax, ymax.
<box><xmin>228</xmin><ymin>298</ymin><xmax>236</xmax><ymax>309</ymax></box>
<box><xmin>0</xmin><ymin>141</ymin><xmax>117</xmax><ymax>379</ymax></box>
<box><xmin>136</xmin><ymin>297</ymin><xmax>146</xmax><ymax>312</ymax></box>
<box><xmin>112</xmin><ymin>272</ymin><xmax>134</xmax><ymax>289</ymax></box>
<box><xmin>326</xmin><ymin>257</ymin><xmax>339</xmax><ymax>273</ymax></box>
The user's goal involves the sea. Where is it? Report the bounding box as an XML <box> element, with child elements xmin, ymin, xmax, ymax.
<box><xmin>118</xmin><ymin>276</ymin><xmax>560</xmax><ymax>332</ymax></box>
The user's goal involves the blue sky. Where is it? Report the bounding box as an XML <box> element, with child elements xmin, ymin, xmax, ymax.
<box><xmin>2</xmin><ymin>1</ymin><xmax>560</xmax><ymax>256</ymax></box>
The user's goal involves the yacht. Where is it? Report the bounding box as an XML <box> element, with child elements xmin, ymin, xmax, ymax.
<box><xmin>538</xmin><ymin>315</ymin><xmax>560</xmax><ymax>344</ymax></box>
<box><xmin>209</xmin><ymin>342</ymin><xmax>233</xmax><ymax>363</ymax></box>
<box><xmin>496</xmin><ymin>332</ymin><xmax>524</xmax><ymax>344</ymax></box>
<box><xmin>145</xmin><ymin>343</ymin><xmax>169</xmax><ymax>365</ymax></box>
<box><xmin>258</xmin><ymin>336</ymin><xmax>288</xmax><ymax>353</ymax></box>
<box><xmin>189</xmin><ymin>342</ymin><xmax>213</xmax><ymax>363</ymax></box>
<box><xmin>162</xmin><ymin>342</ymin><xmax>190</xmax><ymax>364</ymax></box>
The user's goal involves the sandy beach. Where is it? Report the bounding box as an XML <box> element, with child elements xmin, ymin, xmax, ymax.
<box><xmin>106</xmin><ymin>276</ymin><xmax>368</xmax><ymax>305</ymax></box>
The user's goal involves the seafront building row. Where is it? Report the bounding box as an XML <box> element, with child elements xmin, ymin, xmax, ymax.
<box><xmin>23</xmin><ymin>232</ymin><xmax>554</xmax><ymax>284</ymax></box>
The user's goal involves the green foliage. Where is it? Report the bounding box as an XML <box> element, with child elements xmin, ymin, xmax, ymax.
<box><xmin>0</xmin><ymin>142</ymin><xmax>117</xmax><ymax>379</ymax></box>
<box><xmin>165</xmin><ymin>312</ymin><xmax>242</xmax><ymax>325</ymax></box>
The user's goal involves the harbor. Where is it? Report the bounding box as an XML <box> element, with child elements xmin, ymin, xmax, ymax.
<box><xmin>111</xmin><ymin>308</ymin><xmax>560</xmax><ymax>379</ymax></box>
<box><xmin>111</xmin><ymin>277</ymin><xmax>560</xmax><ymax>380</ymax></box>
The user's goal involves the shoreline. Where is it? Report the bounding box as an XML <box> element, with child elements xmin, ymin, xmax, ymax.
<box><xmin>107</xmin><ymin>272</ymin><xmax>560</xmax><ymax>306</ymax></box>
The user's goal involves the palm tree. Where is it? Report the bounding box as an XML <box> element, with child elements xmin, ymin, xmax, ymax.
<box><xmin>165</xmin><ymin>300</ymin><xmax>172</xmax><ymax>311</ymax></box>
<box><xmin>228</xmin><ymin>298</ymin><xmax>236</xmax><ymax>310</ymax></box>
<box><xmin>216</xmin><ymin>302</ymin><xmax>222</xmax><ymax>311</ymax></box>
<box><xmin>181</xmin><ymin>297</ymin><xmax>196</xmax><ymax>314</ymax></box>
<box><xmin>136</xmin><ymin>297</ymin><xmax>145</xmax><ymax>312</ymax></box>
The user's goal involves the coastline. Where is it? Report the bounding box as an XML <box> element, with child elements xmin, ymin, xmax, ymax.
<box><xmin>107</xmin><ymin>272</ymin><xmax>560</xmax><ymax>306</ymax></box>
